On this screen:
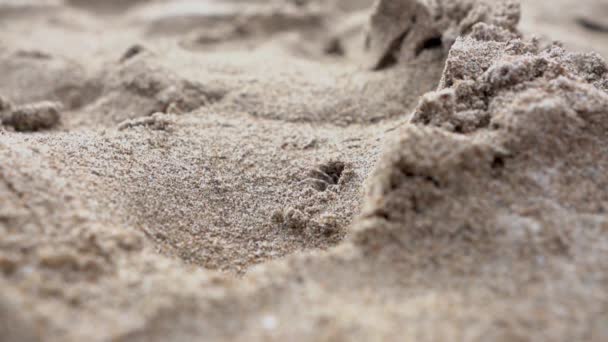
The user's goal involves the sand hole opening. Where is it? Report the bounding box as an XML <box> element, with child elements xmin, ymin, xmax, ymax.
<box><xmin>415</xmin><ymin>36</ymin><xmax>443</xmax><ymax>57</ymax></box>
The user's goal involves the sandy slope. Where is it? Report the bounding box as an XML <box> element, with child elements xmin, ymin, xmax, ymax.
<box><xmin>1</xmin><ymin>0</ymin><xmax>608</xmax><ymax>341</ymax></box>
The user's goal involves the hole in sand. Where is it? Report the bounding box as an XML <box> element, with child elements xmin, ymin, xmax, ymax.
<box><xmin>415</xmin><ymin>36</ymin><xmax>443</xmax><ymax>57</ymax></box>
<box><xmin>492</xmin><ymin>156</ymin><xmax>506</xmax><ymax>170</ymax></box>
<box><xmin>577</xmin><ymin>17</ymin><xmax>608</xmax><ymax>33</ymax></box>
<box><xmin>307</xmin><ymin>161</ymin><xmax>346</xmax><ymax>191</ymax></box>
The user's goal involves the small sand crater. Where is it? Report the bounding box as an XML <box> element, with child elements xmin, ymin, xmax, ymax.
<box><xmin>305</xmin><ymin>160</ymin><xmax>346</xmax><ymax>191</ymax></box>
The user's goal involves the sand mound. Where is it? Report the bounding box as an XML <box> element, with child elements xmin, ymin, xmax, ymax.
<box><xmin>363</xmin><ymin>0</ymin><xmax>519</xmax><ymax>69</ymax></box>
<box><xmin>1</xmin><ymin>0</ymin><xmax>608</xmax><ymax>341</ymax></box>
<box><xmin>0</xmin><ymin>50</ymin><xmax>93</xmax><ymax>110</ymax></box>
<box><xmin>78</xmin><ymin>56</ymin><xmax>226</xmax><ymax>126</ymax></box>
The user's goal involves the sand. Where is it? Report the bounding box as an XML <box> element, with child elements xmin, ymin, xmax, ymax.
<box><xmin>1</xmin><ymin>0</ymin><xmax>608</xmax><ymax>341</ymax></box>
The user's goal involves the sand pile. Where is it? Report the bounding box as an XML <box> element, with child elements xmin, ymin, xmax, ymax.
<box><xmin>1</xmin><ymin>0</ymin><xmax>608</xmax><ymax>341</ymax></box>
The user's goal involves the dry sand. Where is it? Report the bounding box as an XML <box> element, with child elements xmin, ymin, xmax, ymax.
<box><xmin>1</xmin><ymin>0</ymin><xmax>608</xmax><ymax>341</ymax></box>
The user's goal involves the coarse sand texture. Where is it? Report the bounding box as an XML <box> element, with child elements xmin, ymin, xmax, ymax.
<box><xmin>1</xmin><ymin>0</ymin><xmax>608</xmax><ymax>341</ymax></box>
